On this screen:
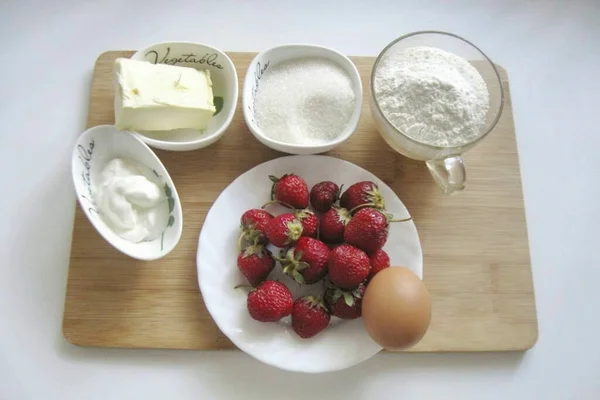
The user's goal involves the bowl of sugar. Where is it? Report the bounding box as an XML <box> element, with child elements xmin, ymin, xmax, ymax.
<box><xmin>243</xmin><ymin>44</ymin><xmax>363</xmax><ymax>155</ymax></box>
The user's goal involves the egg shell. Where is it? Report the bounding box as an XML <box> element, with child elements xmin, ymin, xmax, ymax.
<box><xmin>362</xmin><ymin>266</ymin><xmax>431</xmax><ymax>350</ymax></box>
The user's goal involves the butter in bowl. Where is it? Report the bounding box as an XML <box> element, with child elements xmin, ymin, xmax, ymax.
<box><xmin>114</xmin><ymin>58</ymin><xmax>217</xmax><ymax>132</ymax></box>
<box><xmin>114</xmin><ymin>42</ymin><xmax>239</xmax><ymax>151</ymax></box>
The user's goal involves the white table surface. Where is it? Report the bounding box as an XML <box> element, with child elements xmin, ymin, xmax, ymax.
<box><xmin>1</xmin><ymin>0</ymin><xmax>599</xmax><ymax>399</ymax></box>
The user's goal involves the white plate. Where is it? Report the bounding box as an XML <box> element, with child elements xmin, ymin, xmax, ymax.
<box><xmin>196</xmin><ymin>155</ymin><xmax>422</xmax><ymax>373</ymax></box>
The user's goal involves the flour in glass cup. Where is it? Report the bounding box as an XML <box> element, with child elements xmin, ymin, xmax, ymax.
<box><xmin>254</xmin><ymin>57</ymin><xmax>356</xmax><ymax>145</ymax></box>
<box><xmin>373</xmin><ymin>46</ymin><xmax>490</xmax><ymax>148</ymax></box>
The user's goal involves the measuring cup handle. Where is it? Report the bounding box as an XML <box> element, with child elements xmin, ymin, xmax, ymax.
<box><xmin>426</xmin><ymin>156</ymin><xmax>466</xmax><ymax>194</ymax></box>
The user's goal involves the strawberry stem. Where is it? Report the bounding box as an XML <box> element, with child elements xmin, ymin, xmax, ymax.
<box><xmin>349</xmin><ymin>203</ymin><xmax>376</xmax><ymax>214</ymax></box>
<box><xmin>272</xmin><ymin>254</ymin><xmax>286</xmax><ymax>262</ymax></box>
<box><xmin>262</xmin><ymin>199</ymin><xmax>295</xmax><ymax>210</ymax></box>
<box><xmin>336</xmin><ymin>184</ymin><xmax>344</xmax><ymax>202</ymax></box>
<box><xmin>389</xmin><ymin>216</ymin><xmax>413</xmax><ymax>223</ymax></box>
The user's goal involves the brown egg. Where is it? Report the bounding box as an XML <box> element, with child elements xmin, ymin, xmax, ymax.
<box><xmin>362</xmin><ymin>266</ymin><xmax>431</xmax><ymax>350</ymax></box>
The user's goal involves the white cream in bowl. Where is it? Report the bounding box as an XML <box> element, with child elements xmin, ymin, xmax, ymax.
<box><xmin>71</xmin><ymin>125</ymin><xmax>182</xmax><ymax>260</ymax></box>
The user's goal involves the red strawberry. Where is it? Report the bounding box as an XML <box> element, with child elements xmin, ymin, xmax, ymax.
<box><xmin>270</xmin><ymin>174</ymin><xmax>309</xmax><ymax>209</ymax></box>
<box><xmin>291</xmin><ymin>296</ymin><xmax>331</xmax><ymax>338</ymax></box>
<box><xmin>265</xmin><ymin>213</ymin><xmax>303</xmax><ymax>247</ymax></box>
<box><xmin>328</xmin><ymin>244</ymin><xmax>371</xmax><ymax>289</ymax></box>
<box><xmin>279</xmin><ymin>237</ymin><xmax>329</xmax><ymax>284</ymax></box>
<box><xmin>319</xmin><ymin>206</ymin><xmax>351</xmax><ymax>243</ymax></box>
<box><xmin>239</xmin><ymin>209</ymin><xmax>274</xmax><ymax>249</ymax></box>
<box><xmin>325</xmin><ymin>283</ymin><xmax>366</xmax><ymax>320</ymax></box>
<box><xmin>340</xmin><ymin>181</ymin><xmax>385</xmax><ymax>212</ymax></box>
<box><xmin>247</xmin><ymin>280</ymin><xmax>293</xmax><ymax>322</ymax></box>
<box><xmin>237</xmin><ymin>244</ymin><xmax>275</xmax><ymax>287</ymax></box>
<box><xmin>344</xmin><ymin>207</ymin><xmax>390</xmax><ymax>254</ymax></box>
<box><xmin>294</xmin><ymin>208</ymin><xmax>318</xmax><ymax>238</ymax></box>
<box><xmin>310</xmin><ymin>181</ymin><xmax>340</xmax><ymax>212</ymax></box>
<box><xmin>369</xmin><ymin>249</ymin><xmax>390</xmax><ymax>280</ymax></box>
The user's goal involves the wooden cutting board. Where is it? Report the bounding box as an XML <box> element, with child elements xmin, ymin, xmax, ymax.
<box><xmin>63</xmin><ymin>50</ymin><xmax>537</xmax><ymax>351</ymax></box>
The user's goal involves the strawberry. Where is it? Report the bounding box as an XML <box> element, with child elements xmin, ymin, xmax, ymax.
<box><xmin>294</xmin><ymin>208</ymin><xmax>318</xmax><ymax>238</ymax></box>
<box><xmin>325</xmin><ymin>283</ymin><xmax>366</xmax><ymax>320</ymax></box>
<box><xmin>319</xmin><ymin>206</ymin><xmax>351</xmax><ymax>244</ymax></box>
<box><xmin>344</xmin><ymin>207</ymin><xmax>390</xmax><ymax>254</ymax></box>
<box><xmin>270</xmin><ymin>174</ymin><xmax>309</xmax><ymax>209</ymax></box>
<box><xmin>291</xmin><ymin>296</ymin><xmax>331</xmax><ymax>338</ymax></box>
<box><xmin>237</xmin><ymin>244</ymin><xmax>275</xmax><ymax>287</ymax></box>
<box><xmin>328</xmin><ymin>244</ymin><xmax>371</xmax><ymax>289</ymax></box>
<box><xmin>247</xmin><ymin>280</ymin><xmax>293</xmax><ymax>322</ymax></box>
<box><xmin>340</xmin><ymin>181</ymin><xmax>385</xmax><ymax>212</ymax></box>
<box><xmin>310</xmin><ymin>181</ymin><xmax>340</xmax><ymax>212</ymax></box>
<box><xmin>239</xmin><ymin>209</ymin><xmax>274</xmax><ymax>249</ymax></box>
<box><xmin>368</xmin><ymin>249</ymin><xmax>390</xmax><ymax>280</ymax></box>
<box><xmin>265</xmin><ymin>213</ymin><xmax>303</xmax><ymax>247</ymax></box>
<box><xmin>279</xmin><ymin>237</ymin><xmax>329</xmax><ymax>284</ymax></box>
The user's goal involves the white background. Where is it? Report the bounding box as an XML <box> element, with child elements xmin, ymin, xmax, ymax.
<box><xmin>1</xmin><ymin>0</ymin><xmax>599</xmax><ymax>399</ymax></box>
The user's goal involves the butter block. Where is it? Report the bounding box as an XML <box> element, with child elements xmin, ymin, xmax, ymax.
<box><xmin>114</xmin><ymin>58</ymin><xmax>216</xmax><ymax>131</ymax></box>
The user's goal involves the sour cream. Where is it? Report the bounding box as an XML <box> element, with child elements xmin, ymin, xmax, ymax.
<box><xmin>95</xmin><ymin>158</ymin><xmax>167</xmax><ymax>242</ymax></box>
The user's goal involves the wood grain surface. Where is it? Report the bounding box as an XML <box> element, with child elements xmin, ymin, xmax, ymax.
<box><xmin>63</xmin><ymin>51</ymin><xmax>538</xmax><ymax>351</ymax></box>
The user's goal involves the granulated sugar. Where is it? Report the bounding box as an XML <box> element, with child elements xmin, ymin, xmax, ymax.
<box><xmin>374</xmin><ymin>46</ymin><xmax>489</xmax><ymax>148</ymax></box>
<box><xmin>254</xmin><ymin>57</ymin><xmax>356</xmax><ymax>145</ymax></box>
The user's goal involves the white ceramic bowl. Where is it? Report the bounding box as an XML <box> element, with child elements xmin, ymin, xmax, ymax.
<box><xmin>243</xmin><ymin>44</ymin><xmax>363</xmax><ymax>155</ymax></box>
<box><xmin>129</xmin><ymin>42</ymin><xmax>239</xmax><ymax>151</ymax></box>
<box><xmin>197</xmin><ymin>155</ymin><xmax>422</xmax><ymax>373</ymax></box>
<box><xmin>71</xmin><ymin>125</ymin><xmax>183</xmax><ymax>260</ymax></box>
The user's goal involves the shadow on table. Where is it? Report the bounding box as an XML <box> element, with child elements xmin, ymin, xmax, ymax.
<box><xmin>57</xmin><ymin>332</ymin><xmax>525</xmax><ymax>399</ymax></box>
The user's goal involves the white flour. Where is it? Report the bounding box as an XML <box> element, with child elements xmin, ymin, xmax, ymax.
<box><xmin>374</xmin><ymin>46</ymin><xmax>489</xmax><ymax>148</ymax></box>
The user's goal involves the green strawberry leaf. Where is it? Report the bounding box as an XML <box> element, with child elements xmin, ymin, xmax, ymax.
<box><xmin>342</xmin><ymin>291</ymin><xmax>355</xmax><ymax>307</ymax></box>
<box><xmin>168</xmin><ymin>197</ymin><xmax>175</xmax><ymax>213</ymax></box>
<box><xmin>167</xmin><ymin>215</ymin><xmax>175</xmax><ymax>227</ymax></box>
<box><xmin>282</xmin><ymin>265</ymin><xmax>293</xmax><ymax>275</ymax></box>
<box><xmin>164</xmin><ymin>183</ymin><xmax>172</xmax><ymax>198</ymax></box>
<box><xmin>292</xmin><ymin>270</ymin><xmax>306</xmax><ymax>284</ymax></box>
<box><xmin>297</xmin><ymin>261</ymin><xmax>310</xmax><ymax>271</ymax></box>
<box><xmin>285</xmin><ymin>248</ymin><xmax>297</xmax><ymax>263</ymax></box>
<box><xmin>330</xmin><ymin>289</ymin><xmax>342</xmax><ymax>302</ymax></box>
<box><xmin>213</xmin><ymin>96</ymin><xmax>224</xmax><ymax>116</ymax></box>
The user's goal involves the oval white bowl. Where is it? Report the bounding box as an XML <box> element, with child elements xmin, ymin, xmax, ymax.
<box><xmin>128</xmin><ymin>41</ymin><xmax>239</xmax><ymax>152</ymax></box>
<box><xmin>242</xmin><ymin>44</ymin><xmax>363</xmax><ymax>155</ymax></box>
<box><xmin>71</xmin><ymin>125</ymin><xmax>183</xmax><ymax>260</ymax></box>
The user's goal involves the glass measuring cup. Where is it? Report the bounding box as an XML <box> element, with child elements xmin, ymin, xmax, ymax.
<box><xmin>370</xmin><ymin>31</ymin><xmax>504</xmax><ymax>194</ymax></box>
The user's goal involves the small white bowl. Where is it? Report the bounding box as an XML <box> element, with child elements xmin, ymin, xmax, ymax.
<box><xmin>128</xmin><ymin>41</ymin><xmax>239</xmax><ymax>151</ymax></box>
<box><xmin>71</xmin><ymin>125</ymin><xmax>183</xmax><ymax>260</ymax></box>
<box><xmin>243</xmin><ymin>44</ymin><xmax>363</xmax><ymax>155</ymax></box>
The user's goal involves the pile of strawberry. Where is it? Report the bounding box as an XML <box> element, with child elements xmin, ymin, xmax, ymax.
<box><xmin>237</xmin><ymin>173</ymin><xmax>408</xmax><ymax>339</ymax></box>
